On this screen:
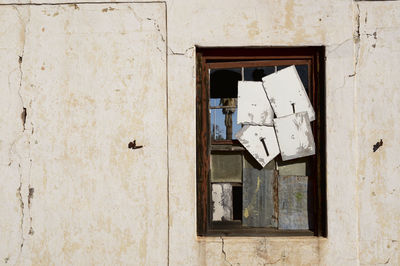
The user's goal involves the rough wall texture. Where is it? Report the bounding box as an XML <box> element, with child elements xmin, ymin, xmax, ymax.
<box><xmin>0</xmin><ymin>3</ymin><xmax>168</xmax><ymax>265</ymax></box>
<box><xmin>0</xmin><ymin>0</ymin><xmax>399</xmax><ymax>265</ymax></box>
<box><xmin>356</xmin><ymin>2</ymin><xmax>400</xmax><ymax>265</ymax></box>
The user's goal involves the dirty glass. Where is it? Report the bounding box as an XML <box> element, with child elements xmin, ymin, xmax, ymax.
<box><xmin>278</xmin><ymin>175</ymin><xmax>312</xmax><ymax>230</ymax></box>
<box><xmin>242</xmin><ymin>154</ymin><xmax>276</xmax><ymax>227</ymax></box>
<box><xmin>277</xmin><ymin>157</ymin><xmax>309</xmax><ymax>176</ymax></box>
<box><xmin>210</xmin><ymin>153</ymin><xmax>242</xmax><ymax>183</ymax></box>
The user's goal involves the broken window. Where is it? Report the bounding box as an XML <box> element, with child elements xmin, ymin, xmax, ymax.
<box><xmin>196</xmin><ymin>47</ymin><xmax>327</xmax><ymax>236</ymax></box>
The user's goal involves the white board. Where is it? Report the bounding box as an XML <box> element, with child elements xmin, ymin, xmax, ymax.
<box><xmin>236</xmin><ymin>125</ymin><xmax>280</xmax><ymax>167</ymax></box>
<box><xmin>273</xmin><ymin>112</ymin><xmax>315</xmax><ymax>161</ymax></box>
<box><xmin>211</xmin><ymin>183</ymin><xmax>233</xmax><ymax>221</ymax></box>
<box><xmin>262</xmin><ymin>65</ymin><xmax>315</xmax><ymax>121</ymax></box>
<box><xmin>237</xmin><ymin>81</ymin><xmax>274</xmax><ymax>125</ymax></box>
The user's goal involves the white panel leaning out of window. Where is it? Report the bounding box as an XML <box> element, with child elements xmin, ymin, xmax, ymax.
<box><xmin>236</xmin><ymin>65</ymin><xmax>316</xmax><ymax>166</ymax></box>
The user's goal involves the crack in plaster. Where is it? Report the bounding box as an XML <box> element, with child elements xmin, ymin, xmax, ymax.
<box><xmin>16</xmin><ymin>165</ymin><xmax>24</xmax><ymax>255</ymax></box>
<box><xmin>353</xmin><ymin>3</ymin><xmax>361</xmax><ymax>77</ymax></box>
<box><xmin>353</xmin><ymin>3</ymin><xmax>361</xmax><ymax>266</ymax></box>
<box><xmin>379</xmin><ymin>257</ymin><xmax>390</xmax><ymax>265</ymax></box>
<box><xmin>127</xmin><ymin>5</ymin><xmax>143</xmax><ymax>23</ymax></box>
<box><xmin>12</xmin><ymin>6</ymin><xmax>33</xmax><ymax>265</ymax></box>
<box><xmin>263</xmin><ymin>258</ymin><xmax>281</xmax><ymax>265</ymax></box>
<box><xmin>327</xmin><ymin>38</ymin><xmax>353</xmax><ymax>56</ymax></box>
<box><xmin>220</xmin><ymin>237</ymin><xmax>233</xmax><ymax>266</ymax></box>
<box><xmin>168</xmin><ymin>47</ymin><xmax>194</xmax><ymax>58</ymax></box>
<box><xmin>146</xmin><ymin>17</ymin><xmax>165</xmax><ymax>43</ymax></box>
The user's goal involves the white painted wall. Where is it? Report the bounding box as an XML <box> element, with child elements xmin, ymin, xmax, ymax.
<box><xmin>0</xmin><ymin>0</ymin><xmax>399</xmax><ymax>265</ymax></box>
<box><xmin>0</xmin><ymin>3</ymin><xmax>168</xmax><ymax>265</ymax></box>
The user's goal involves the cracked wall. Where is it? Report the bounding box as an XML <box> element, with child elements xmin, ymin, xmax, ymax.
<box><xmin>0</xmin><ymin>3</ymin><xmax>168</xmax><ymax>265</ymax></box>
<box><xmin>0</xmin><ymin>0</ymin><xmax>399</xmax><ymax>265</ymax></box>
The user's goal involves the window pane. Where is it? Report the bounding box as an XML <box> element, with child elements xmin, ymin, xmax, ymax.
<box><xmin>242</xmin><ymin>155</ymin><xmax>277</xmax><ymax>228</ymax></box>
<box><xmin>295</xmin><ymin>64</ymin><xmax>309</xmax><ymax>91</ymax></box>
<box><xmin>210</xmin><ymin>108</ymin><xmax>242</xmax><ymax>140</ymax></box>
<box><xmin>210</xmin><ymin>153</ymin><xmax>242</xmax><ymax>183</ymax></box>
<box><xmin>277</xmin><ymin>157</ymin><xmax>309</xmax><ymax>176</ymax></box>
<box><xmin>210</xmin><ymin>68</ymin><xmax>242</xmax><ymax>140</ymax></box>
<box><xmin>278</xmin><ymin>175</ymin><xmax>312</xmax><ymax>230</ymax></box>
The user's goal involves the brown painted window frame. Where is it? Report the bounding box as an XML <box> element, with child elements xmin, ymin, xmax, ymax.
<box><xmin>196</xmin><ymin>47</ymin><xmax>327</xmax><ymax>237</ymax></box>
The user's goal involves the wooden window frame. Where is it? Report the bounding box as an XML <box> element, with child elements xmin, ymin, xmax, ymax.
<box><xmin>196</xmin><ymin>47</ymin><xmax>327</xmax><ymax>237</ymax></box>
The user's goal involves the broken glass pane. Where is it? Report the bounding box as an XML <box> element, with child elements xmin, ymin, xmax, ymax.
<box><xmin>211</xmin><ymin>153</ymin><xmax>242</xmax><ymax>183</ymax></box>
<box><xmin>232</xmin><ymin>185</ymin><xmax>242</xmax><ymax>221</ymax></box>
<box><xmin>210</xmin><ymin>68</ymin><xmax>242</xmax><ymax>98</ymax></box>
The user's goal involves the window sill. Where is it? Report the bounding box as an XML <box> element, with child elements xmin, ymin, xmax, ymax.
<box><xmin>200</xmin><ymin>228</ymin><xmax>315</xmax><ymax>237</ymax></box>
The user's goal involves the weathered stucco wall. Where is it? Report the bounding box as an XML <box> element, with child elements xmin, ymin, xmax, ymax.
<box><xmin>168</xmin><ymin>1</ymin><xmax>357</xmax><ymax>265</ymax></box>
<box><xmin>0</xmin><ymin>0</ymin><xmax>399</xmax><ymax>265</ymax></box>
<box><xmin>0</xmin><ymin>3</ymin><xmax>168</xmax><ymax>265</ymax></box>
<box><xmin>355</xmin><ymin>2</ymin><xmax>400</xmax><ymax>265</ymax></box>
